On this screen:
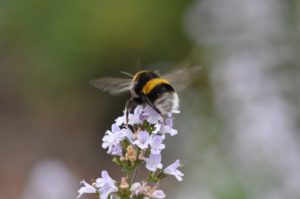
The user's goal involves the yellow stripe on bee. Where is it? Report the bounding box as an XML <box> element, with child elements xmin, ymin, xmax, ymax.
<box><xmin>142</xmin><ymin>78</ymin><xmax>170</xmax><ymax>94</ymax></box>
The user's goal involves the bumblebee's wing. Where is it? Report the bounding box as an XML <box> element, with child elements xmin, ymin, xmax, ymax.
<box><xmin>162</xmin><ymin>66</ymin><xmax>202</xmax><ymax>91</ymax></box>
<box><xmin>90</xmin><ymin>77</ymin><xmax>132</xmax><ymax>95</ymax></box>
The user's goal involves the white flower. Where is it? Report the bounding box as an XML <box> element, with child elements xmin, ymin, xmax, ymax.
<box><xmin>164</xmin><ymin>160</ymin><xmax>184</xmax><ymax>181</ymax></box>
<box><xmin>149</xmin><ymin>135</ymin><xmax>165</xmax><ymax>154</ymax></box>
<box><xmin>134</xmin><ymin>131</ymin><xmax>150</xmax><ymax>149</ymax></box>
<box><xmin>144</xmin><ymin>154</ymin><xmax>163</xmax><ymax>172</ymax></box>
<box><xmin>77</xmin><ymin>180</ymin><xmax>96</xmax><ymax>198</ymax></box>
<box><xmin>95</xmin><ymin>170</ymin><xmax>118</xmax><ymax>199</ymax></box>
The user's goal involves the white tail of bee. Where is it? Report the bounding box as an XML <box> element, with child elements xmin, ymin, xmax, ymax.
<box><xmin>154</xmin><ymin>92</ymin><xmax>179</xmax><ymax>115</ymax></box>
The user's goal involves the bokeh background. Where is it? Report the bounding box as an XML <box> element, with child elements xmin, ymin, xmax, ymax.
<box><xmin>1</xmin><ymin>0</ymin><xmax>300</xmax><ymax>199</ymax></box>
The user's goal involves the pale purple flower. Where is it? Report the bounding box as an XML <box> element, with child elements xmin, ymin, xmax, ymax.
<box><xmin>77</xmin><ymin>180</ymin><xmax>96</xmax><ymax>198</ymax></box>
<box><xmin>130</xmin><ymin>182</ymin><xmax>147</xmax><ymax>196</ymax></box>
<box><xmin>130</xmin><ymin>182</ymin><xmax>165</xmax><ymax>199</ymax></box>
<box><xmin>128</xmin><ymin>105</ymin><xmax>145</xmax><ymax>125</ymax></box>
<box><xmin>102</xmin><ymin>124</ymin><xmax>126</xmax><ymax>156</ymax></box>
<box><xmin>79</xmin><ymin>104</ymin><xmax>182</xmax><ymax>199</ymax></box>
<box><xmin>149</xmin><ymin>189</ymin><xmax>166</xmax><ymax>199</ymax></box>
<box><xmin>134</xmin><ymin>131</ymin><xmax>150</xmax><ymax>149</ymax></box>
<box><xmin>116</xmin><ymin>105</ymin><xmax>147</xmax><ymax>126</ymax></box>
<box><xmin>114</xmin><ymin>110</ymin><xmax>127</xmax><ymax>126</ymax></box>
<box><xmin>95</xmin><ymin>170</ymin><xmax>118</xmax><ymax>199</ymax></box>
<box><xmin>150</xmin><ymin>135</ymin><xmax>165</xmax><ymax>154</ymax></box>
<box><xmin>152</xmin><ymin>117</ymin><xmax>178</xmax><ymax>136</ymax></box>
<box><xmin>152</xmin><ymin>123</ymin><xmax>162</xmax><ymax>134</ymax></box>
<box><xmin>110</xmin><ymin>144</ymin><xmax>123</xmax><ymax>156</ymax></box>
<box><xmin>144</xmin><ymin>154</ymin><xmax>163</xmax><ymax>172</ymax></box>
<box><xmin>143</xmin><ymin>105</ymin><xmax>164</xmax><ymax>124</ymax></box>
<box><xmin>123</xmin><ymin>127</ymin><xmax>135</xmax><ymax>144</ymax></box>
<box><xmin>160</xmin><ymin>118</ymin><xmax>178</xmax><ymax>136</ymax></box>
<box><xmin>164</xmin><ymin>160</ymin><xmax>184</xmax><ymax>181</ymax></box>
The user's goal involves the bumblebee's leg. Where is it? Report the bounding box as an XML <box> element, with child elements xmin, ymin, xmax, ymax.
<box><xmin>125</xmin><ymin>97</ymin><xmax>144</xmax><ymax>125</ymax></box>
<box><xmin>141</xmin><ymin>96</ymin><xmax>161</xmax><ymax>115</ymax></box>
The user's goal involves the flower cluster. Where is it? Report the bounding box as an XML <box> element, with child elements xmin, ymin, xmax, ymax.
<box><xmin>78</xmin><ymin>105</ymin><xmax>183</xmax><ymax>199</ymax></box>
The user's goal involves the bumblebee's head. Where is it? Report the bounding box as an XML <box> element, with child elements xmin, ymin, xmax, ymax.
<box><xmin>132</xmin><ymin>70</ymin><xmax>160</xmax><ymax>84</ymax></box>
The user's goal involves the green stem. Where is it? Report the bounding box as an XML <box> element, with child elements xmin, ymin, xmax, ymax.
<box><xmin>127</xmin><ymin>170</ymin><xmax>132</xmax><ymax>187</ymax></box>
<box><xmin>130</xmin><ymin>164</ymin><xmax>141</xmax><ymax>185</ymax></box>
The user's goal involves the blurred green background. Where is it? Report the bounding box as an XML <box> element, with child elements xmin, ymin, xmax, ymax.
<box><xmin>1</xmin><ymin>0</ymin><xmax>300</xmax><ymax>199</ymax></box>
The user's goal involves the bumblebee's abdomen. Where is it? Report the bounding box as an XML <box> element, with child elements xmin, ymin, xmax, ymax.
<box><xmin>145</xmin><ymin>81</ymin><xmax>174</xmax><ymax>101</ymax></box>
<box><xmin>133</xmin><ymin>71</ymin><xmax>159</xmax><ymax>95</ymax></box>
<box><xmin>142</xmin><ymin>78</ymin><xmax>171</xmax><ymax>95</ymax></box>
<box><xmin>145</xmin><ymin>81</ymin><xmax>179</xmax><ymax>114</ymax></box>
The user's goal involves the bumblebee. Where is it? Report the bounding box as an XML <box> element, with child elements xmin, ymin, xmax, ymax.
<box><xmin>90</xmin><ymin>67</ymin><xmax>201</xmax><ymax>117</ymax></box>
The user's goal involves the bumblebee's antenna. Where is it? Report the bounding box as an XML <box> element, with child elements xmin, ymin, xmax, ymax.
<box><xmin>120</xmin><ymin>71</ymin><xmax>133</xmax><ymax>77</ymax></box>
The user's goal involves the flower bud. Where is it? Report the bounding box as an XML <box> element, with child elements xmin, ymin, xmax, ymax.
<box><xmin>125</xmin><ymin>145</ymin><xmax>137</xmax><ymax>162</ymax></box>
<box><xmin>119</xmin><ymin>177</ymin><xmax>129</xmax><ymax>189</ymax></box>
